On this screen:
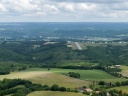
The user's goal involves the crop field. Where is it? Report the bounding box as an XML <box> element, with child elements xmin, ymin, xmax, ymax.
<box><xmin>109</xmin><ymin>86</ymin><xmax>128</xmax><ymax>93</ymax></box>
<box><xmin>0</xmin><ymin>68</ymin><xmax>125</xmax><ymax>89</ymax></box>
<box><xmin>27</xmin><ymin>91</ymin><xmax>87</xmax><ymax>96</ymax></box>
<box><xmin>28</xmin><ymin>72</ymin><xmax>89</xmax><ymax>88</ymax></box>
<box><xmin>24</xmin><ymin>68</ymin><xmax>124</xmax><ymax>82</ymax></box>
<box><xmin>120</xmin><ymin>66</ymin><xmax>128</xmax><ymax>77</ymax></box>
<box><xmin>0</xmin><ymin>70</ymin><xmax>89</xmax><ymax>88</ymax></box>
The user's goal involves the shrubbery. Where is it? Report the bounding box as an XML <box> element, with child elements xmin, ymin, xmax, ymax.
<box><xmin>0</xmin><ymin>79</ymin><xmax>68</xmax><ymax>96</ymax></box>
<box><xmin>67</xmin><ymin>72</ymin><xmax>80</xmax><ymax>78</ymax></box>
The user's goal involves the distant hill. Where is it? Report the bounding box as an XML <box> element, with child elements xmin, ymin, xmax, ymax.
<box><xmin>0</xmin><ymin>22</ymin><xmax>128</xmax><ymax>41</ymax></box>
<box><xmin>0</xmin><ymin>41</ymin><xmax>128</xmax><ymax>65</ymax></box>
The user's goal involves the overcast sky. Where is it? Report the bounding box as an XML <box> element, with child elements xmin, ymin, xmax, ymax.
<box><xmin>0</xmin><ymin>0</ymin><xmax>128</xmax><ymax>22</ymax></box>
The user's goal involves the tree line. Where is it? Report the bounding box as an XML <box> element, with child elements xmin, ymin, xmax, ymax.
<box><xmin>0</xmin><ymin>78</ymin><xmax>79</xmax><ymax>96</ymax></box>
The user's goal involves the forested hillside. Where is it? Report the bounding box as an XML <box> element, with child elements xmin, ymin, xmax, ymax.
<box><xmin>0</xmin><ymin>41</ymin><xmax>128</xmax><ymax>65</ymax></box>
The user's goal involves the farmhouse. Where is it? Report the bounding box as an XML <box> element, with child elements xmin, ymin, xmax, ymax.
<box><xmin>76</xmin><ymin>87</ymin><xmax>86</xmax><ymax>92</ymax></box>
<box><xmin>115</xmin><ymin>65</ymin><xmax>121</xmax><ymax>67</ymax></box>
<box><xmin>76</xmin><ymin>87</ymin><xmax>92</xmax><ymax>93</ymax></box>
<box><xmin>86</xmin><ymin>88</ymin><xmax>93</xmax><ymax>92</ymax></box>
<box><xmin>108</xmin><ymin>65</ymin><xmax>121</xmax><ymax>68</ymax></box>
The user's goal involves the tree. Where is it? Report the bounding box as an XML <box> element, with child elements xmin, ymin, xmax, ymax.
<box><xmin>51</xmin><ymin>84</ymin><xmax>59</xmax><ymax>91</ymax></box>
<box><xmin>98</xmin><ymin>81</ymin><xmax>105</xmax><ymax>85</ymax></box>
<box><xmin>115</xmin><ymin>82</ymin><xmax>121</xmax><ymax>86</ymax></box>
<box><xmin>59</xmin><ymin>87</ymin><xmax>66</xmax><ymax>91</ymax></box>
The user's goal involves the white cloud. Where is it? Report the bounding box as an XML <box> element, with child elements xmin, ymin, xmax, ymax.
<box><xmin>77</xmin><ymin>3</ymin><xmax>97</xmax><ymax>11</ymax></box>
<box><xmin>59</xmin><ymin>3</ymin><xmax>75</xmax><ymax>12</ymax></box>
<box><xmin>0</xmin><ymin>0</ymin><xmax>128</xmax><ymax>22</ymax></box>
<box><xmin>43</xmin><ymin>4</ymin><xmax>59</xmax><ymax>14</ymax></box>
<box><xmin>0</xmin><ymin>3</ymin><xmax>7</xmax><ymax>12</ymax></box>
<box><xmin>1</xmin><ymin>0</ymin><xmax>40</xmax><ymax>13</ymax></box>
<box><xmin>50</xmin><ymin>0</ymin><xmax>128</xmax><ymax>3</ymax></box>
<box><xmin>36</xmin><ymin>12</ymin><xmax>47</xmax><ymax>16</ymax></box>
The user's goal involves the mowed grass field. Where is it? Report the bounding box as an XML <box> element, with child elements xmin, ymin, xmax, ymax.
<box><xmin>23</xmin><ymin>68</ymin><xmax>124</xmax><ymax>82</ymax></box>
<box><xmin>27</xmin><ymin>91</ymin><xmax>87</xmax><ymax>96</ymax></box>
<box><xmin>0</xmin><ymin>68</ymin><xmax>124</xmax><ymax>88</ymax></box>
<box><xmin>120</xmin><ymin>66</ymin><xmax>128</xmax><ymax>77</ymax></box>
<box><xmin>0</xmin><ymin>69</ymin><xmax>89</xmax><ymax>88</ymax></box>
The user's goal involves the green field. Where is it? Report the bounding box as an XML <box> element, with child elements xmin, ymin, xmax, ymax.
<box><xmin>0</xmin><ymin>70</ymin><xmax>89</xmax><ymax>88</ymax></box>
<box><xmin>109</xmin><ymin>86</ymin><xmax>128</xmax><ymax>93</ymax></box>
<box><xmin>0</xmin><ymin>68</ymin><xmax>127</xmax><ymax>96</ymax></box>
<box><xmin>120</xmin><ymin>66</ymin><xmax>128</xmax><ymax>77</ymax></box>
<box><xmin>24</xmin><ymin>68</ymin><xmax>124</xmax><ymax>82</ymax></box>
<box><xmin>0</xmin><ymin>68</ymin><xmax>125</xmax><ymax>89</ymax></box>
<box><xmin>27</xmin><ymin>91</ymin><xmax>87</xmax><ymax>96</ymax></box>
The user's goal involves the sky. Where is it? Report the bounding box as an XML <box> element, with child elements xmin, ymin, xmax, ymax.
<box><xmin>0</xmin><ymin>0</ymin><xmax>128</xmax><ymax>22</ymax></box>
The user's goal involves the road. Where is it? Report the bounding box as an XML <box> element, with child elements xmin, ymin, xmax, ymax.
<box><xmin>75</xmin><ymin>42</ymin><xmax>82</xmax><ymax>50</ymax></box>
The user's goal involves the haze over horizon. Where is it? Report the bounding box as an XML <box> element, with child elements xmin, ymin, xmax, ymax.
<box><xmin>0</xmin><ymin>0</ymin><xmax>128</xmax><ymax>22</ymax></box>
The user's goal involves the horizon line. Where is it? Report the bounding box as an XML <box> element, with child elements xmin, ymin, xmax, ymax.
<box><xmin>0</xmin><ymin>21</ymin><xmax>128</xmax><ymax>23</ymax></box>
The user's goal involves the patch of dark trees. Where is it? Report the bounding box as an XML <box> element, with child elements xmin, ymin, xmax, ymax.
<box><xmin>98</xmin><ymin>80</ymin><xmax>128</xmax><ymax>88</ymax></box>
<box><xmin>0</xmin><ymin>79</ymin><xmax>71</xmax><ymax>96</ymax></box>
<box><xmin>0</xmin><ymin>69</ymin><xmax>10</xmax><ymax>75</ymax></box>
<box><xmin>67</xmin><ymin>72</ymin><xmax>80</xmax><ymax>78</ymax></box>
<box><xmin>0</xmin><ymin>62</ymin><xmax>30</xmax><ymax>75</ymax></box>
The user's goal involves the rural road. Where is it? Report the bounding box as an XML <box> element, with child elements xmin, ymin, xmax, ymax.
<box><xmin>75</xmin><ymin>42</ymin><xmax>82</xmax><ymax>50</ymax></box>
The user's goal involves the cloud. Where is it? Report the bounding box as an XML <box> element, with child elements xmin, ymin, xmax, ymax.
<box><xmin>58</xmin><ymin>3</ymin><xmax>75</xmax><ymax>12</ymax></box>
<box><xmin>50</xmin><ymin>0</ymin><xmax>128</xmax><ymax>3</ymax></box>
<box><xmin>0</xmin><ymin>0</ymin><xmax>128</xmax><ymax>22</ymax></box>
<box><xmin>0</xmin><ymin>0</ymin><xmax>38</xmax><ymax>14</ymax></box>
<box><xmin>43</xmin><ymin>4</ymin><xmax>59</xmax><ymax>14</ymax></box>
<box><xmin>0</xmin><ymin>3</ymin><xmax>7</xmax><ymax>12</ymax></box>
<box><xmin>77</xmin><ymin>3</ymin><xmax>97</xmax><ymax>11</ymax></box>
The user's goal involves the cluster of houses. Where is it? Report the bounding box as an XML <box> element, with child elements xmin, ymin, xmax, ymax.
<box><xmin>108</xmin><ymin>65</ymin><xmax>121</xmax><ymax>68</ymax></box>
<box><xmin>76</xmin><ymin>87</ymin><xmax>115</xmax><ymax>96</ymax></box>
<box><xmin>76</xmin><ymin>87</ymin><xmax>100</xmax><ymax>95</ymax></box>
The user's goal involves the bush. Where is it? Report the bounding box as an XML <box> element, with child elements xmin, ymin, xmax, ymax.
<box><xmin>59</xmin><ymin>87</ymin><xmax>66</xmax><ymax>91</ymax></box>
<box><xmin>98</xmin><ymin>81</ymin><xmax>105</xmax><ymax>85</ymax></box>
<box><xmin>51</xmin><ymin>84</ymin><xmax>59</xmax><ymax>91</ymax></box>
<box><xmin>68</xmin><ymin>72</ymin><xmax>80</xmax><ymax>78</ymax></box>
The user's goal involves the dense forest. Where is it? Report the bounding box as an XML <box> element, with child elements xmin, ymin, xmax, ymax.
<box><xmin>0</xmin><ymin>41</ymin><xmax>128</xmax><ymax>65</ymax></box>
<box><xmin>0</xmin><ymin>40</ymin><xmax>128</xmax><ymax>74</ymax></box>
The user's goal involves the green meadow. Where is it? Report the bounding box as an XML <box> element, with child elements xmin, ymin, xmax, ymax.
<box><xmin>120</xmin><ymin>66</ymin><xmax>128</xmax><ymax>77</ymax></box>
<box><xmin>0</xmin><ymin>68</ymin><xmax>125</xmax><ymax>89</ymax></box>
<box><xmin>27</xmin><ymin>91</ymin><xmax>87</xmax><ymax>96</ymax></box>
<box><xmin>24</xmin><ymin>68</ymin><xmax>123</xmax><ymax>82</ymax></box>
<box><xmin>0</xmin><ymin>68</ymin><xmax>127</xmax><ymax>96</ymax></box>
